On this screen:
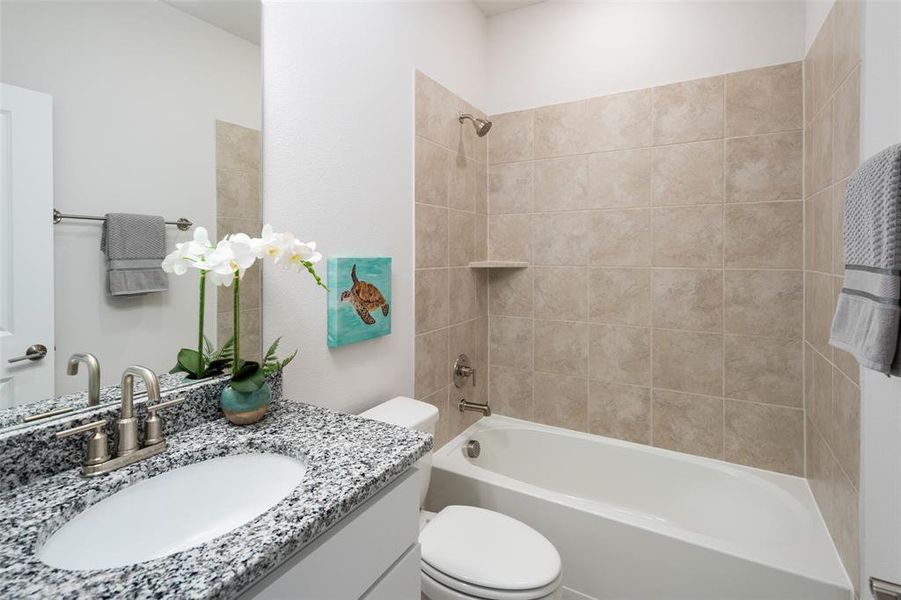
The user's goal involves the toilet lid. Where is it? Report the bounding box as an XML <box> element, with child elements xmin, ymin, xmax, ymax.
<box><xmin>419</xmin><ymin>506</ymin><xmax>562</xmax><ymax>592</ymax></box>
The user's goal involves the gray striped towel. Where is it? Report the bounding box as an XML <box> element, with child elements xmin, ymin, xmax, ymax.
<box><xmin>100</xmin><ymin>213</ymin><xmax>169</xmax><ymax>296</ymax></box>
<box><xmin>830</xmin><ymin>143</ymin><xmax>901</xmax><ymax>375</ymax></box>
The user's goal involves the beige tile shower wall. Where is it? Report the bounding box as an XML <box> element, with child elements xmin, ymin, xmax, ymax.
<box><xmin>803</xmin><ymin>0</ymin><xmax>862</xmax><ymax>593</ymax></box>
<box><xmin>216</xmin><ymin>120</ymin><xmax>262</xmax><ymax>363</ymax></box>
<box><xmin>487</xmin><ymin>64</ymin><xmax>806</xmax><ymax>476</ymax></box>
<box><xmin>414</xmin><ymin>73</ymin><xmax>489</xmax><ymax>448</ymax></box>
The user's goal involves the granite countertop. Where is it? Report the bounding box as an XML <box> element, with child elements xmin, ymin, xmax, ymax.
<box><xmin>0</xmin><ymin>372</ymin><xmax>200</xmax><ymax>431</ymax></box>
<box><xmin>0</xmin><ymin>399</ymin><xmax>431</xmax><ymax>599</ymax></box>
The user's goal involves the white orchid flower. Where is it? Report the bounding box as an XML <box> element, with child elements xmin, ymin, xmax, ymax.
<box><xmin>253</xmin><ymin>225</ymin><xmax>298</xmax><ymax>265</ymax></box>
<box><xmin>161</xmin><ymin>226</ymin><xmax>212</xmax><ymax>274</ymax></box>
<box><xmin>206</xmin><ymin>269</ymin><xmax>235</xmax><ymax>287</ymax></box>
<box><xmin>251</xmin><ymin>224</ymin><xmax>277</xmax><ymax>258</ymax></box>
<box><xmin>197</xmin><ymin>237</ymin><xmax>257</xmax><ymax>286</ymax></box>
<box><xmin>227</xmin><ymin>232</ymin><xmax>253</xmax><ymax>245</ymax></box>
<box><xmin>161</xmin><ymin>250</ymin><xmax>189</xmax><ymax>275</ymax></box>
<box><xmin>185</xmin><ymin>226</ymin><xmax>211</xmax><ymax>256</ymax></box>
<box><xmin>230</xmin><ymin>239</ymin><xmax>257</xmax><ymax>274</ymax></box>
<box><xmin>284</xmin><ymin>239</ymin><xmax>322</xmax><ymax>270</ymax></box>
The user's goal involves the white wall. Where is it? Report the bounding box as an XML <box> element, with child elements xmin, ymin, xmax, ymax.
<box><xmin>487</xmin><ymin>0</ymin><xmax>805</xmax><ymax>114</ymax></box>
<box><xmin>1</xmin><ymin>1</ymin><xmax>261</xmax><ymax>394</ymax></box>
<box><xmin>261</xmin><ymin>1</ymin><xmax>487</xmax><ymax>414</ymax></box>
<box><xmin>859</xmin><ymin>1</ymin><xmax>901</xmax><ymax>595</ymax></box>
<box><xmin>806</xmin><ymin>0</ymin><xmax>836</xmax><ymax>52</ymax></box>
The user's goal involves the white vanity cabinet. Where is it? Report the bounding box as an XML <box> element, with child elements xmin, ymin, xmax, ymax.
<box><xmin>238</xmin><ymin>468</ymin><xmax>422</xmax><ymax>599</ymax></box>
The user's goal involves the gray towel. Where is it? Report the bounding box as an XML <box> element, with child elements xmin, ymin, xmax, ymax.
<box><xmin>100</xmin><ymin>213</ymin><xmax>169</xmax><ymax>296</ymax></box>
<box><xmin>830</xmin><ymin>143</ymin><xmax>901</xmax><ymax>375</ymax></box>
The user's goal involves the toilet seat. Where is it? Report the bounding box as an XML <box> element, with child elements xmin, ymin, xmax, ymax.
<box><xmin>419</xmin><ymin>506</ymin><xmax>562</xmax><ymax>600</ymax></box>
<box><xmin>421</xmin><ymin>561</ymin><xmax>562</xmax><ymax>600</ymax></box>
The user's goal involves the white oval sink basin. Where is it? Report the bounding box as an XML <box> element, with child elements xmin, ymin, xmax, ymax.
<box><xmin>39</xmin><ymin>453</ymin><xmax>306</xmax><ymax>570</ymax></box>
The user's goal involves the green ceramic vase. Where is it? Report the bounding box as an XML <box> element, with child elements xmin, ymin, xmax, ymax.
<box><xmin>221</xmin><ymin>382</ymin><xmax>272</xmax><ymax>425</ymax></box>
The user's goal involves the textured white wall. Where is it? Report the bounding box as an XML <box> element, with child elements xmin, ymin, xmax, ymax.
<box><xmin>261</xmin><ymin>1</ymin><xmax>487</xmax><ymax>414</ymax></box>
<box><xmin>1</xmin><ymin>1</ymin><xmax>260</xmax><ymax>394</ymax></box>
<box><xmin>487</xmin><ymin>1</ymin><xmax>806</xmax><ymax>114</ymax></box>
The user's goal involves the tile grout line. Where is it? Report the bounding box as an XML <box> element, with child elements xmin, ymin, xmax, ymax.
<box><xmin>807</xmin><ymin>404</ymin><xmax>860</xmax><ymax>494</ymax></box>
<box><xmin>487</xmin><ymin>128</ymin><xmax>804</xmax><ymax>167</ymax></box>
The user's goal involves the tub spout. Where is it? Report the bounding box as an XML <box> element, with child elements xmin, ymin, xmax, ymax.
<box><xmin>458</xmin><ymin>398</ymin><xmax>491</xmax><ymax>416</ymax></box>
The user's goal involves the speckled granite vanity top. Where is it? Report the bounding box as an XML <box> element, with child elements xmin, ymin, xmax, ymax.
<box><xmin>0</xmin><ymin>399</ymin><xmax>431</xmax><ymax>599</ymax></box>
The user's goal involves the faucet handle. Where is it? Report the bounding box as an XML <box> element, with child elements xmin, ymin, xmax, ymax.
<box><xmin>453</xmin><ymin>354</ymin><xmax>477</xmax><ymax>388</ymax></box>
<box><xmin>143</xmin><ymin>396</ymin><xmax>186</xmax><ymax>447</ymax></box>
<box><xmin>56</xmin><ymin>419</ymin><xmax>110</xmax><ymax>466</ymax></box>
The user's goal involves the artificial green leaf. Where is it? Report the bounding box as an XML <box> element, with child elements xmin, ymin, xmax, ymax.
<box><xmin>280</xmin><ymin>349</ymin><xmax>298</xmax><ymax>370</ymax></box>
<box><xmin>230</xmin><ymin>368</ymin><xmax>265</xmax><ymax>392</ymax></box>
<box><xmin>264</xmin><ymin>337</ymin><xmax>281</xmax><ymax>364</ymax></box>
<box><xmin>169</xmin><ymin>361</ymin><xmax>188</xmax><ymax>375</ymax></box>
<box><xmin>202</xmin><ymin>357</ymin><xmax>231</xmax><ymax>378</ymax></box>
<box><xmin>216</xmin><ymin>336</ymin><xmax>235</xmax><ymax>362</ymax></box>
<box><xmin>203</xmin><ymin>336</ymin><xmax>214</xmax><ymax>358</ymax></box>
<box><xmin>176</xmin><ymin>348</ymin><xmax>202</xmax><ymax>377</ymax></box>
<box><xmin>231</xmin><ymin>360</ymin><xmax>261</xmax><ymax>382</ymax></box>
<box><xmin>206</xmin><ymin>358</ymin><xmax>231</xmax><ymax>371</ymax></box>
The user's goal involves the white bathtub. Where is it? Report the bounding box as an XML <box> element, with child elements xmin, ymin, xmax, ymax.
<box><xmin>425</xmin><ymin>416</ymin><xmax>852</xmax><ymax>600</ymax></box>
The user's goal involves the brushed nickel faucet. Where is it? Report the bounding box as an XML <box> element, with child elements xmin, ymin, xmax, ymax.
<box><xmin>458</xmin><ymin>398</ymin><xmax>491</xmax><ymax>416</ymax></box>
<box><xmin>56</xmin><ymin>366</ymin><xmax>184</xmax><ymax>477</ymax></box>
<box><xmin>118</xmin><ymin>366</ymin><xmax>159</xmax><ymax>456</ymax></box>
<box><xmin>67</xmin><ymin>353</ymin><xmax>101</xmax><ymax>406</ymax></box>
<box><xmin>454</xmin><ymin>354</ymin><xmax>490</xmax><ymax>415</ymax></box>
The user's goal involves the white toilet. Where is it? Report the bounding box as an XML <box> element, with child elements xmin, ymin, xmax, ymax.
<box><xmin>360</xmin><ymin>397</ymin><xmax>563</xmax><ymax>600</ymax></box>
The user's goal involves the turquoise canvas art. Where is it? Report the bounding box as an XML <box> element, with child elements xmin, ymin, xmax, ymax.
<box><xmin>327</xmin><ymin>257</ymin><xmax>392</xmax><ymax>347</ymax></box>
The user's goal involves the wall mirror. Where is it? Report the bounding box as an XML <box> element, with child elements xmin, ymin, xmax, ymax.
<box><xmin>0</xmin><ymin>0</ymin><xmax>262</xmax><ymax>430</ymax></box>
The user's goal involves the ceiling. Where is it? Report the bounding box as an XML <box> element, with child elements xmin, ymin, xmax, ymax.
<box><xmin>163</xmin><ymin>0</ymin><xmax>543</xmax><ymax>44</ymax></box>
<box><xmin>164</xmin><ymin>0</ymin><xmax>261</xmax><ymax>46</ymax></box>
<box><xmin>472</xmin><ymin>0</ymin><xmax>546</xmax><ymax>17</ymax></box>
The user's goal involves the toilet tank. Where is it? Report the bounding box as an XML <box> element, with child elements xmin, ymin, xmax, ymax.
<box><xmin>359</xmin><ymin>396</ymin><xmax>438</xmax><ymax>508</ymax></box>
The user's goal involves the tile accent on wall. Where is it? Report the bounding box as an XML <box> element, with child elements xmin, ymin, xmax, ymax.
<box><xmin>414</xmin><ymin>72</ymin><xmax>489</xmax><ymax>448</ymax></box>
<box><xmin>216</xmin><ymin>121</ymin><xmax>262</xmax><ymax>363</ymax></box>
<box><xmin>486</xmin><ymin>60</ymin><xmax>804</xmax><ymax>476</ymax></box>
<box><xmin>803</xmin><ymin>1</ymin><xmax>862</xmax><ymax>593</ymax></box>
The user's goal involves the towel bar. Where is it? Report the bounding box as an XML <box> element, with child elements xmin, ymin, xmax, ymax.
<box><xmin>52</xmin><ymin>209</ymin><xmax>192</xmax><ymax>231</ymax></box>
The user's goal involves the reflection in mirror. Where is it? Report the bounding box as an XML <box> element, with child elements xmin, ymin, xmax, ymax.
<box><xmin>0</xmin><ymin>0</ymin><xmax>261</xmax><ymax>429</ymax></box>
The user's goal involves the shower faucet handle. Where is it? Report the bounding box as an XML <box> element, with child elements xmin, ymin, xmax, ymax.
<box><xmin>453</xmin><ymin>354</ymin><xmax>476</xmax><ymax>388</ymax></box>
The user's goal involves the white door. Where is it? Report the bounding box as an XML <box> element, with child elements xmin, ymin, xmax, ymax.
<box><xmin>0</xmin><ymin>83</ymin><xmax>54</xmax><ymax>408</ymax></box>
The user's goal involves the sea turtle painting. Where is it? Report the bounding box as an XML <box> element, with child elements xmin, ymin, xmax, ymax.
<box><xmin>327</xmin><ymin>257</ymin><xmax>392</xmax><ymax>347</ymax></box>
<box><xmin>340</xmin><ymin>263</ymin><xmax>390</xmax><ymax>325</ymax></box>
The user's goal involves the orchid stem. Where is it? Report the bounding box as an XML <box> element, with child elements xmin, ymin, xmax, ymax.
<box><xmin>198</xmin><ymin>271</ymin><xmax>206</xmax><ymax>377</ymax></box>
<box><xmin>233</xmin><ymin>271</ymin><xmax>241</xmax><ymax>372</ymax></box>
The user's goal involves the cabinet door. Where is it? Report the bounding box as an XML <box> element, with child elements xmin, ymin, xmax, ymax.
<box><xmin>240</xmin><ymin>467</ymin><xmax>421</xmax><ymax>599</ymax></box>
<box><xmin>361</xmin><ymin>545</ymin><xmax>421</xmax><ymax>600</ymax></box>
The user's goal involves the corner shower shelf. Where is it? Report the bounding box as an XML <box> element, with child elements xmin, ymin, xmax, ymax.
<box><xmin>468</xmin><ymin>261</ymin><xmax>529</xmax><ymax>269</ymax></box>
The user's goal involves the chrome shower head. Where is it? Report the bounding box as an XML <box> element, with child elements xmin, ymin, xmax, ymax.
<box><xmin>459</xmin><ymin>113</ymin><xmax>492</xmax><ymax>137</ymax></box>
